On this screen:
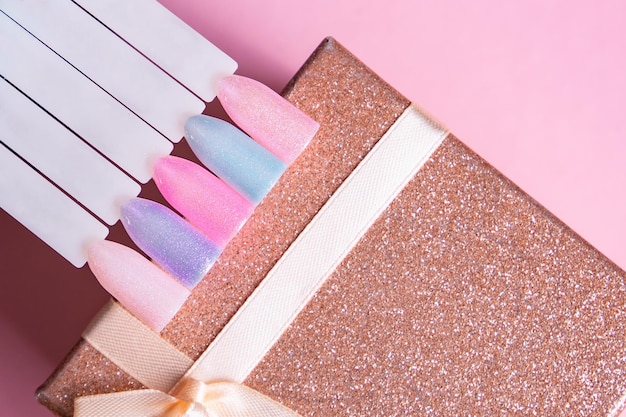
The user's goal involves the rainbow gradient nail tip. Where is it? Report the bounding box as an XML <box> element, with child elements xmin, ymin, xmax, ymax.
<box><xmin>217</xmin><ymin>75</ymin><xmax>319</xmax><ymax>164</ymax></box>
<box><xmin>154</xmin><ymin>156</ymin><xmax>254</xmax><ymax>247</ymax></box>
<box><xmin>120</xmin><ymin>198</ymin><xmax>221</xmax><ymax>289</ymax></box>
<box><xmin>184</xmin><ymin>114</ymin><xmax>286</xmax><ymax>205</ymax></box>
<box><xmin>87</xmin><ymin>240</ymin><xmax>190</xmax><ymax>332</ymax></box>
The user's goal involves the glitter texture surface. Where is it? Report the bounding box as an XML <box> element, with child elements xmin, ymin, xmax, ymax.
<box><xmin>248</xmin><ymin>135</ymin><xmax>626</xmax><ymax>415</ymax></box>
<box><xmin>36</xmin><ymin>341</ymin><xmax>145</xmax><ymax>416</ymax></box>
<box><xmin>37</xmin><ymin>38</ymin><xmax>626</xmax><ymax>417</ymax></box>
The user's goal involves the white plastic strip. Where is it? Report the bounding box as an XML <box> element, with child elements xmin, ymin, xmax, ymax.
<box><xmin>1</xmin><ymin>0</ymin><xmax>204</xmax><ymax>142</ymax></box>
<box><xmin>0</xmin><ymin>79</ymin><xmax>140</xmax><ymax>225</ymax></box>
<box><xmin>0</xmin><ymin>11</ymin><xmax>173</xmax><ymax>183</ymax></box>
<box><xmin>187</xmin><ymin>105</ymin><xmax>448</xmax><ymax>383</ymax></box>
<box><xmin>0</xmin><ymin>144</ymin><xmax>109</xmax><ymax>268</ymax></box>
<box><xmin>74</xmin><ymin>0</ymin><xmax>237</xmax><ymax>102</ymax></box>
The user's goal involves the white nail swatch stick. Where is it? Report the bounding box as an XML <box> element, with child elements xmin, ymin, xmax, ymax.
<box><xmin>1</xmin><ymin>0</ymin><xmax>205</xmax><ymax>142</ymax></box>
<box><xmin>73</xmin><ymin>0</ymin><xmax>238</xmax><ymax>102</ymax></box>
<box><xmin>0</xmin><ymin>79</ymin><xmax>141</xmax><ymax>226</ymax></box>
<box><xmin>0</xmin><ymin>11</ymin><xmax>174</xmax><ymax>183</ymax></box>
<box><xmin>0</xmin><ymin>1</ymin><xmax>237</xmax><ymax>266</ymax></box>
<box><xmin>0</xmin><ymin>144</ymin><xmax>109</xmax><ymax>268</ymax></box>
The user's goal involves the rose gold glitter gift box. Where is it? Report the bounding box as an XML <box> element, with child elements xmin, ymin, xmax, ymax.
<box><xmin>38</xmin><ymin>38</ymin><xmax>626</xmax><ymax>416</ymax></box>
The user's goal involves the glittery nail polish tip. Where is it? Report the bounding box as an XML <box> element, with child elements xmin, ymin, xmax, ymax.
<box><xmin>87</xmin><ymin>240</ymin><xmax>190</xmax><ymax>332</ymax></box>
<box><xmin>154</xmin><ymin>156</ymin><xmax>254</xmax><ymax>247</ymax></box>
<box><xmin>184</xmin><ymin>114</ymin><xmax>287</xmax><ymax>205</ymax></box>
<box><xmin>218</xmin><ymin>74</ymin><xmax>319</xmax><ymax>164</ymax></box>
<box><xmin>120</xmin><ymin>197</ymin><xmax>222</xmax><ymax>289</ymax></box>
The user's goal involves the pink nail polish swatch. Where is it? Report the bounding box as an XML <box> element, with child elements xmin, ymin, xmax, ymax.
<box><xmin>87</xmin><ymin>240</ymin><xmax>190</xmax><ymax>333</ymax></box>
<box><xmin>154</xmin><ymin>156</ymin><xmax>254</xmax><ymax>247</ymax></box>
<box><xmin>217</xmin><ymin>74</ymin><xmax>319</xmax><ymax>164</ymax></box>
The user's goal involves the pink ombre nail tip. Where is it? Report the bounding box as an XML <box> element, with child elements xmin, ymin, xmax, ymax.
<box><xmin>154</xmin><ymin>156</ymin><xmax>254</xmax><ymax>247</ymax></box>
<box><xmin>217</xmin><ymin>74</ymin><xmax>319</xmax><ymax>164</ymax></box>
<box><xmin>86</xmin><ymin>240</ymin><xmax>190</xmax><ymax>333</ymax></box>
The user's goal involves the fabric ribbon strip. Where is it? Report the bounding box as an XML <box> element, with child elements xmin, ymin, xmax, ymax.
<box><xmin>84</xmin><ymin>300</ymin><xmax>193</xmax><ymax>392</ymax></box>
<box><xmin>74</xmin><ymin>380</ymin><xmax>300</xmax><ymax>417</ymax></box>
<box><xmin>79</xmin><ymin>104</ymin><xmax>448</xmax><ymax>416</ymax></box>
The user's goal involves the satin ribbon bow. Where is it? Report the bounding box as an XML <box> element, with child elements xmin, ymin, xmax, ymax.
<box><xmin>74</xmin><ymin>379</ymin><xmax>301</xmax><ymax>417</ymax></box>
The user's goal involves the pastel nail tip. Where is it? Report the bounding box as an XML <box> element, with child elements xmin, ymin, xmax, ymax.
<box><xmin>87</xmin><ymin>240</ymin><xmax>190</xmax><ymax>333</ymax></box>
<box><xmin>154</xmin><ymin>156</ymin><xmax>254</xmax><ymax>247</ymax></box>
<box><xmin>121</xmin><ymin>198</ymin><xmax>222</xmax><ymax>289</ymax></box>
<box><xmin>218</xmin><ymin>74</ymin><xmax>319</xmax><ymax>164</ymax></box>
<box><xmin>184</xmin><ymin>115</ymin><xmax>287</xmax><ymax>205</ymax></box>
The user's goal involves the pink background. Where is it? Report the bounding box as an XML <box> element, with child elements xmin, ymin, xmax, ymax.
<box><xmin>1</xmin><ymin>1</ymin><xmax>625</xmax><ymax>415</ymax></box>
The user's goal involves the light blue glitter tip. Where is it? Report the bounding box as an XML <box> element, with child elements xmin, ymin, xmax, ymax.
<box><xmin>120</xmin><ymin>198</ymin><xmax>221</xmax><ymax>289</ymax></box>
<box><xmin>184</xmin><ymin>115</ymin><xmax>287</xmax><ymax>205</ymax></box>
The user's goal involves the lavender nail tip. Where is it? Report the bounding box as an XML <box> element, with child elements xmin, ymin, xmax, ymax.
<box><xmin>184</xmin><ymin>115</ymin><xmax>286</xmax><ymax>205</ymax></box>
<box><xmin>120</xmin><ymin>198</ymin><xmax>221</xmax><ymax>289</ymax></box>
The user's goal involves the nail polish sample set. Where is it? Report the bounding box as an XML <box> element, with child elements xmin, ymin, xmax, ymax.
<box><xmin>0</xmin><ymin>0</ymin><xmax>317</xmax><ymax>332</ymax></box>
<box><xmin>1</xmin><ymin>0</ymin><xmax>237</xmax><ymax>267</ymax></box>
<box><xmin>90</xmin><ymin>75</ymin><xmax>319</xmax><ymax>333</ymax></box>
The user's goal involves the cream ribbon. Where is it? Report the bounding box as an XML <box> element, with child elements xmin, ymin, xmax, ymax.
<box><xmin>84</xmin><ymin>300</ymin><xmax>193</xmax><ymax>392</ymax></box>
<box><xmin>78</xmin><ymin>104</ymin><xmax>448</xmax><ymax>415</ymax></box>
<box><xmin>74</xmin><ymin>379</ymin><xmax>300</xmax><ymax>417</ymax></box>
<box><xmin>80</xmin><ymin>303</ymin><xmax>302</xmax><ymax>416</ymax></box>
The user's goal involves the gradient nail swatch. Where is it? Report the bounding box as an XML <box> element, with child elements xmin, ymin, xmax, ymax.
<box><xmin>87</xmin><ymin>240</ymin><xmax>190</xmax><ymax>332</ymax></box>
<box><xmin>154</xmin><ymin>156</ymin><xmax>254</xmax><ymax>248</ymax></box>
<box><xmin>218</xmin><ymin>75</ymin><xmax>319</xmax><ymax>164</ymax></box>
<box><xmin>120</xmin><ymin>198</ymin><xmax>221</xmax><ymax>289</ymax></box>
<box><xmin>184</xmin><ymin>115</ymin><xmax>286</xmax><ymax>205</ymax></box>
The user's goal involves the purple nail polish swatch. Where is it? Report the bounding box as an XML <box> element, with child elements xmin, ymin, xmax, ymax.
<box><xmin>120</xmin><ymin>197</ymin><xmax>222</xmax><ymax>289</ymax></box>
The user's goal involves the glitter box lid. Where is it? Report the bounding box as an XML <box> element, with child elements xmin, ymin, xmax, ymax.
<box><xmin>38</xmin><ymin>38</ymin><xmax>626</xmax><ymax>417</ymax></box>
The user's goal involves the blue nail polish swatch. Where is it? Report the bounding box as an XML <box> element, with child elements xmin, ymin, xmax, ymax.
<box><xmin>120</xmin><ymin>198</ymin><xmax>221</xmax><ymax>289</ymax></box>
<box><xmin>184</xmin><ymin>115</ymin><xmax>287</xmax><ymax>205</ymax></box>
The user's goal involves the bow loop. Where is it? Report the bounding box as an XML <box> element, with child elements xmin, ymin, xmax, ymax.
<box><xmin>161</xmin><ymin>397</ymin><xmax>210</xmax><ymax>417</ymax></box>
<box><xmin>171</xmin><ymin>378</ymin><xmax>212</xmax><ymax>406</ymax></box>
<box><xmin>167</xmin><ymin>378</ymin><xmax>217</xmax><ymax>417</ymax></box>
<box><xmin>176</xmin><ymin>401</ymin><xmax>212</xmax><ymax>417</ymax></box>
